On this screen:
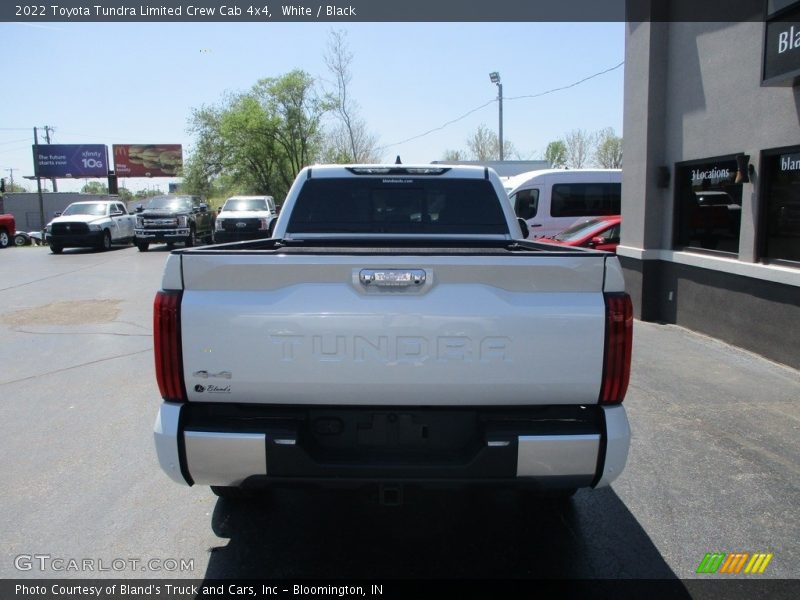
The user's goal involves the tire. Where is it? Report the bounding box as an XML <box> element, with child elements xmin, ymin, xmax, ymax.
<box><xmin>184</xmin><ymin>227</ymin><xmax>196</xmax><ymax>248</ymax></box>
<box><xmin>14</xmin><ymin>233</ymin><xmax>30</xmax><ymax>246</ymax></box>
<box><xmin>98</xmin><ymin>230</ymin><xmax>112</xmax><ymax>251</ymax></box>
<box><xmin>50</xmin><ymin>245</ymin><xmax>63</xmax><ymax>254</ymax></box>
<box><xmin>136</xmin><ymin>241</ymin><xmax>149</xmax><ymax>252</ymax></box>
<box><xmin>0</xmin><ymin>229</ymin><xmax>9</xmax><ymax>249</ymax></box>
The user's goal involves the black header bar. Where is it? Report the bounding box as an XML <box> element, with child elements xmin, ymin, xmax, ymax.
<box><xmin>1</xmin><ymin>0</ymin><xmax>768</xmax><ymax>23</ymax></box>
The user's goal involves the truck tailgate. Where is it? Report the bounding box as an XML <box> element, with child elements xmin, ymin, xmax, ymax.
<box><xmin>177</xmin><ymin>253</ymin><xmax>608</xmax><ymax>406</ymax></box>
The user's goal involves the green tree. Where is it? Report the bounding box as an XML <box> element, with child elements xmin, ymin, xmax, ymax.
<box><xmin>441</xmin><ymin>149</ymin><xmax>467</xmax><ymax>161</ymax></box>
<box><xmin>467</xmin><ymin>124</ymin><xmax>497</xmax><ymax>161</ymax></box>
<box><xmin>185</xmin><ymin>70</ymin><xmax>330</xmax><ymax>200</ymax></box>
<box><xmin>134</xmin><ymin>189</ymin><xmax>162</xmax><ymax>200</ymax></box>
<box><xmin>563</xmin><ymin>129</ymin><xmax>593</xmax><ymax>168</ymax></box>
<box><xmin>464</xmin><ymin>124</ymin><xmax>517</xmax><ymax>161</ymax></box>
<box><xmin>594</xmin><ymin>127</ymin><xmax>623</xmax><ymax>168</ymax></box>
<box><xmin>3</xmin><ymin>180</ymin><xmax>28</xmax><ymax>193</ymax></box>
<box><xmin>116</xmin><ymin>187</ymin><xmax>134</xmax><ymax>203</ymax></box>
<box><xmin>182</xmin><ymin>110</ymin><xmax>226</xmax><ymax>199</ymax></box>
<box><xmin>544</xmin><ymin>140</ymin><xmax>567</xmax><ymax>168</ymax></box>
<box><xmin>258</xmin><ymin>70</ymin><xmax>328</xmax><ymax>186</ymax></box>
<box><xmin>81</xmin><ymin>181</ymin><xmax>108</xmax><ymax>194</ymax></box>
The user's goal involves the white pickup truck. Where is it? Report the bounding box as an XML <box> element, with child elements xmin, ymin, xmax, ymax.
<box><xmin>213</xmin><ymin>195</ymin><xmax>278</xmax><ymax>243</ymax></box>
<box><xmin>47</xmin><ymin>200</ymin><xmax>135</xmax><ymax>254</ymax></box>
<box><xmin>153</xmin><ymin>165</ymin><xmax>632</xmax><ymax>501</ymax></box>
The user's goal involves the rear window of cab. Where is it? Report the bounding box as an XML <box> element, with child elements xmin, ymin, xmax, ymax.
<box><xmin>287</xmin><ymin>178</ymin><xmax>508</xmax><ymax>235</ymax></box>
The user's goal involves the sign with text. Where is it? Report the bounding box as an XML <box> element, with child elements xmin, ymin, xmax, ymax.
<box><xmin>689</xmin><ymin>161</ymin><xmax>737</xmax><ymax>188</ymax></box>
<box><xmin>113</xmin><ymin>144</ymin><xmax>183</xmax><ymax>177</ymax></box>
<box><xmin>763</xmin><ymin>4</ymin><xmax>800</xmax><ymax>85</ymax></box>
<box><xmin>33</xmin><ymin>144</ymin><xmax>108</xmax><ymax>177</ymax></box>
<box><xmin>780</xmin><ymin>152</ymin><xmax>800</xmax><ymax>170</ymax></box>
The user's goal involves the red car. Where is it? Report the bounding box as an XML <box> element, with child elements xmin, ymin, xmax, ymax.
<box><xmin>0</xmin><ymin>213</ymin><xmax>15</xmax><ymax>249</ymax></box>
<box><xmin>537</xmin><ymin>216</ymin><xmax>622</xmax><ymax>253</ymax></box>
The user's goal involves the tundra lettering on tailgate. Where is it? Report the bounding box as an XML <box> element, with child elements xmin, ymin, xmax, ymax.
<box><xmin>269</xmin><ymin>334</ymin><xmax>512</xmax><ymax>364</ymax></box>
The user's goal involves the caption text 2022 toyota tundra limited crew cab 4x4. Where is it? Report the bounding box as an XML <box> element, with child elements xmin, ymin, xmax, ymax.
<box><xmin>152</xmin><ymin>165</ymin><xmax>632</xmax><ymax>500</ymax></box>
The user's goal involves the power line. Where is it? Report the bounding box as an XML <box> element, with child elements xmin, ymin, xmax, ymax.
<box><xmin>57</xmin><ymin>130</ymin><xmax>174</xmax><ymax>144</ymax></box>
<box><xmin>378</xmin><ymin>60</ymin><xmax>624</xmax><ymax>151</ymax></box>
<box><xmin>0</xmin><ymin>144</ymin><xmax>33</xmax><ymax>155</ymax></box>
<box><xmin>377</xmin><ymin>99</ymin><xmax>497</xmax><ymax>151</ymax></box>
<box><xmin>505</xmin><ymin>61</ymin><xmax>624</xmax><ymax>101</ymax></box>
<box><xmin>0</xmin><ymin>137</ymin><xmax>31</xmax><ymax>146</ymax></box>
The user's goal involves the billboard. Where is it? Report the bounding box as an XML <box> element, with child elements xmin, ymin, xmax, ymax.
<box><xmin>33</xmin><ymin>144</ymin><xmax>108</xmax><ymax>178</ymax></box>
<box><xmin>113</xmin><ymin>144</ymin><xmax>183</xmax><ymax>177</ymax></box>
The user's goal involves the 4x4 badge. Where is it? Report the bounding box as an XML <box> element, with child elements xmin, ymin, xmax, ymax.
<box><xmin>193</xmin><ymin>370</ymin><xmax>232</xmax><ymax>379</ymax></box>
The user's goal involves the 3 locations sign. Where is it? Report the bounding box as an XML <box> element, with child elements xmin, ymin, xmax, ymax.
<box><xmin>33</xmin><ymin>144</ymin><xmax>108</xmax><ymax>178</ymax></box>
<box><xmin>113</xmin><ymin>144</ymin><xmax>183</xmax><ymax>177</ymax></box>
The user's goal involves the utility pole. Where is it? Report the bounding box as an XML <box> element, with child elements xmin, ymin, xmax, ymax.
<box><xmin>43</xmin><ymin>125</ymin><xmax>57</xmax><ymax>192</ymax></box>
<box><xmin>5</xmin><ymin>168</ymin><xmax>16</xmax><ymax>189</ymax></box>
<box><xmin>498</xmin><ymin>85</ymin><xmax>504</xmax><ymax>161</ymax></box>
<box><xmin>33</xmin><ymin>127</ymin><xmax>45</xmax><ymax>238</ymax></box>
<box><xmin>489</xmin><ymin>72</ymin><xmax>504</xmax><ymax>161</ymax></box>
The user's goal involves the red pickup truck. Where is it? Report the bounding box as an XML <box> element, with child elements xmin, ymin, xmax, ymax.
<box><xmin>0</xmin><ymin>213</ymin><xmax>15</xmax><ymax>249</ymax></box>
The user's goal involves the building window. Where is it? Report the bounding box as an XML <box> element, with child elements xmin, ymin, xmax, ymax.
<box><xmin>674</xmin><ymin>157</ymin><xmax>743</xmax><ymax>256</ymax></box>
<box><xmin>761</xmin><ymin>146</ymin><xmax>800</xmax><ymax>265</ymax></box>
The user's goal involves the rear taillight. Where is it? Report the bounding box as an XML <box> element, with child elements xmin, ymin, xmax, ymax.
<box><xmin>154</xmin><ymin>290</ymin><xmax>186</xmax><ymax>402</ymax></box>
<box><xmin>599</xmin><ymin>292</ymin><xmax>633</xmax><ymax>404</ymax></box>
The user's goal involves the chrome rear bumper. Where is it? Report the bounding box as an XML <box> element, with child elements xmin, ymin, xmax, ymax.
<box><xmin>154</xmin><ymin>402</ymin><xmax>630</xmax><ymax>489</ymax></box>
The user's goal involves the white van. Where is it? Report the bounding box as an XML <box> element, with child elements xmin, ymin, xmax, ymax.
<box><xmin>506</xmin><ymin>169</ymin><xmax>622</xmax><ymax>238</ymax></box>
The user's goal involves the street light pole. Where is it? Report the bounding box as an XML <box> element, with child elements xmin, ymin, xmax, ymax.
<box><xmin>489</xmin><ymin>72</ymin><xmax>504</xmax><ymax>161</ymax></box>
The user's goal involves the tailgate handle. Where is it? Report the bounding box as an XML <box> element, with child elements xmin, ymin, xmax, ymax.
<box><xmin>359</xmin><ymin>269</ymin><xmax>426</xmax><ymax>287</ymax></box>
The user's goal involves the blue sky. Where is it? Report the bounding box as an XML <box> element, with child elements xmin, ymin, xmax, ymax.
<box><xmin>1</xmin><ymin>22</ymin><xmax>624</xmax><ymax>193</ymax></box>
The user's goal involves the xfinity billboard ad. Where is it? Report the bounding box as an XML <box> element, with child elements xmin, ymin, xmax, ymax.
<box><xmin>32</xmin><ymin>144</ymin><xmax>108</xmax><ymax>178</ymax></box>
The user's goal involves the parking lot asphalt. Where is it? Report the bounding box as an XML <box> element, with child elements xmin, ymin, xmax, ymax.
<box><xmin>0</xmin><ymin>245</ymin><xmax>797</xmax><ymax>584</ymax></box>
